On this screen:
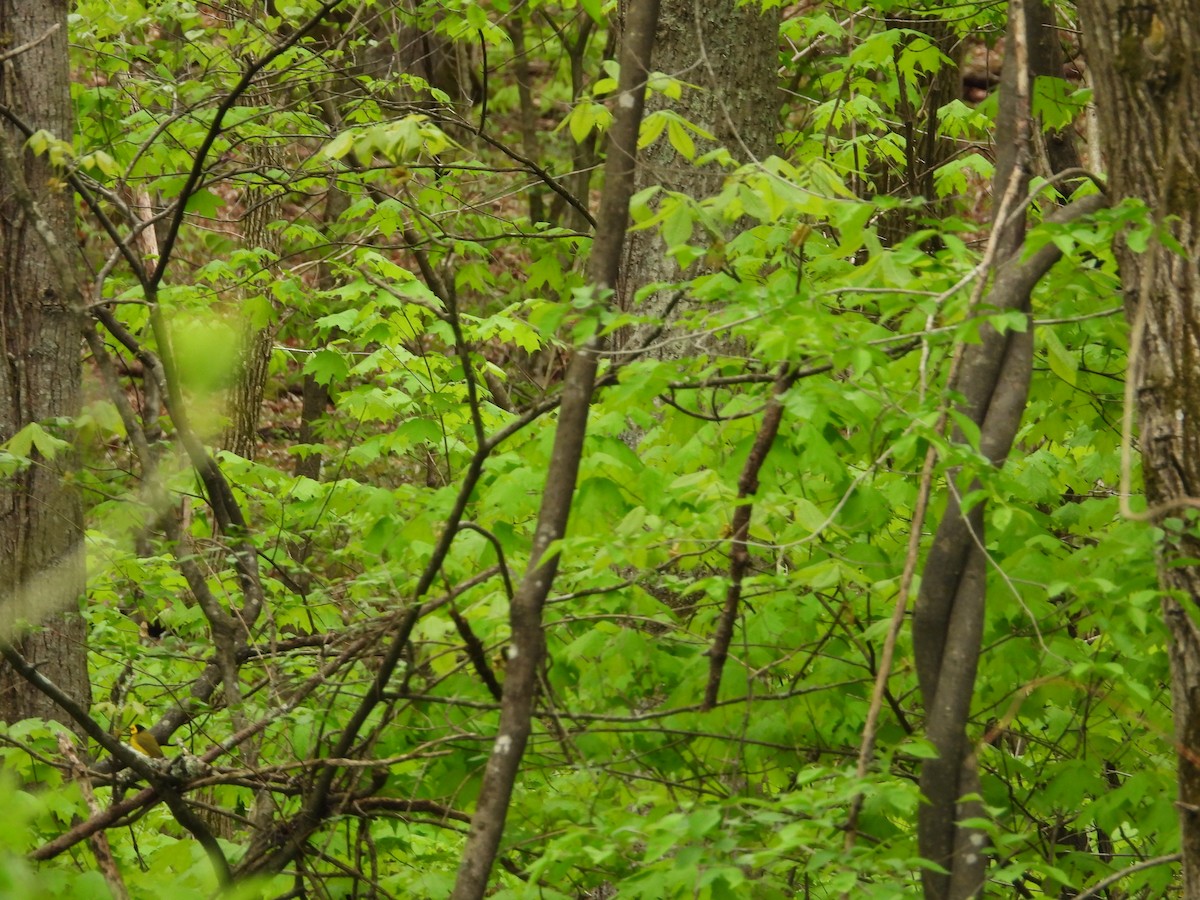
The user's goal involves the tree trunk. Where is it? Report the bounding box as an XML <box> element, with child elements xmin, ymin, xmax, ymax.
<box><xmin>0</xmin><ymin>0</ymin><xmax>90</xmax><ymax>727</ymax></box>
<box><xmin>448</xmin><ymin>3</ymin><xmax>660</xmax><ymax>894</ymax></box>
<box><xmin>221</xmin><ymin>3</ymin><xmax>282</xmax><ymax>460</ymax></box>
<box><xmin>873</xmin><ymin>12</ymin><xmax>960</xmax><ymax>245</ymax></box>
<box><xmin>615</xmin><ymin>0</ymin><xmax>778</xmax><ymax>354</ymax></box>
<box><xmin>911</xmin><ymin>5</ymin><xmax>1107</xmax><ymax>894</ymax></box>
<box><xmin>222</xmin><ymin>328</ymin><xmax>273</xmax><ymax>460</ymax></box>
<box><xmin>1077</xmin><ymin>1</ymin><xmax>1200</xmax><ymax>893</ymax></box>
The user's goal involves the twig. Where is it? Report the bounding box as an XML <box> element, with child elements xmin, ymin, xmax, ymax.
<box><xmin>842</xmin><ymin>440</ymin><xmax>938</xmax><ymax>848</ymax></box>
<box><xmin>149</xmin><ymin>0</ymin><xmax>347</xmax><ymax>289</ymax></box>
<box><xmin>0</xmin><ymin>24</ymin><xmax>60</xmax><ymax>63</ymax></box>
<box><xmin>1074</xmin><ymin>853</ymin><xmax>1181</xmax><ymax>900</ymax></box>
<box><xmin>58</xmin><ymin>734</ymin><xmax>130</xmax><ymax>900</ymax></box>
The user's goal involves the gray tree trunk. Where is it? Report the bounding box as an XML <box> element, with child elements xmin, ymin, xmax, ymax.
<box><xmin>1077</xmin><ymin>0</ymin><xmax>1200</xmax><ymax>893</ymax></box>
<box><xmin>616</xmin><ymin>0</ymin><xmax>778</xmax><ymax>355</ymax></box>
<box><xmin>0</xmin><ymin>0</ymin><xmax>90</xmax><ymax>727</ymax></box>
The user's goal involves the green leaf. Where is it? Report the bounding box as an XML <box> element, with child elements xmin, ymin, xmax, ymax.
<box><xmin>303</xmin><ymin>348</ymin><xmax>350</xmax><ymax>386</ymax></box>
<box><xmin>666</xmin><ymin>118</ymin><xmax>696</xmax><ymax>160</ymax></box>
<box><xmin>184</xmin><ymin>188</ymin><xmax>223</xmax><ymax>217</ymax></box>
<box><xmin>638</xmin><ymin>110</ymin><xmax>668</xmax><ymax>149</ymax></box>
<box><xmin>579</xmin><ymin>0</ymin><xmax>604</xmax><ymax>23</ymax></box>
<box><xmin>1032</xmin><ymin>76</ymin><xmax>1091</xmax><ymax>130</ymax></box>
<box><xmin>1041</xmin><ymin>327</ymin><xmax>1078</xmax><ymax>386</ymax></box>
<box><xmin>4</xmin><ymin>422</ymin><xmax>70</xmax><ymax>460</ymax></box>
<box><xmin>322</xmin><ymin>129</ymin><xmax>356</xmax><ymax>160</ymax></box>
<box><xmin>566</xmin><ymin>103</ymin><xmax>608</xmax><ymax>143</ymax></box>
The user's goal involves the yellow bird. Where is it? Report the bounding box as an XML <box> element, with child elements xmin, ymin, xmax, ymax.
<box><xmin>128</xmin><ymin>723</ymin><xmax>164</xmax><ymax>759</ymax></box>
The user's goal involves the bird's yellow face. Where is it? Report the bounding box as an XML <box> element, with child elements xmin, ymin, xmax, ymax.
<box><xmin>128</xmin><ymin>723</ymin><xmax>164</xmax><ymax>758</ymax></box>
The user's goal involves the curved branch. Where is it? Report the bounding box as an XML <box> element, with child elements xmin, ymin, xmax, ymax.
<box><xmin>149</xmin><ymin>0</ymin><xmax>346</xmax><ymax>290</ymax></box>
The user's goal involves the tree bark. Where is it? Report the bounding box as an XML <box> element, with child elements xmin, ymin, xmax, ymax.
<box><xmin>615</xmin><ymin>0</ymin><xmax>778</xmax><ymax>354</ymax></box>
<box><xmin>0</xmin><ymin>0</ymin><xmax>90</xmax><ymax>727</ymax></box>
<box><xmin>1077</xmin><ymin>0</ymin><xmax>1200</xmax><ymax>893</ymax></box>
<box><xmin>221</xmin><ymin>2</ymin><xmax>283</xmax><ymax>460</ymax></box>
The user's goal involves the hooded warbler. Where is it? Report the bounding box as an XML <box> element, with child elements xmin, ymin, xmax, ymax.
<box><xmin>128</xmin><ymin>723</ymin><xmax>164</xmax><ymax>758</ymax></box>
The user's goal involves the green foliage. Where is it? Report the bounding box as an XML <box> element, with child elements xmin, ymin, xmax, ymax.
<box><xmin>7</xmin><ymin>0</ymin><xmax>1171</xmax><ymax>897</ymax></box>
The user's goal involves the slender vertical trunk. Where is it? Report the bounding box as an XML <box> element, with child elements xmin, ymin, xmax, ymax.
<box><xmin>874</xmin><ymin>12</ymin><xmax>960</xmax><ymax>244</ymax></box>
<box><xmin>222</xmin><ymin>2</ymin><xmax>282</xmax><ymax>460</ymax></box>
<box><xmin>911</xmin><ymin>5</ymin><xmax>1103</xmax><ymax>894</ymax></box>
<box><xmin>448</xmin><ymin>4</ymin><xmax>660</xmax><ymax>895</ymax></box>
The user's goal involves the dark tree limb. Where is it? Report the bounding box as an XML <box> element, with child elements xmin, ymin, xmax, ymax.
<box><xmin>913</xmin><ymin>194</ymin><xmax>1106</xmax><ymax>900</ymax></box>
<box><xmin>234</xmin><ymin>373</ymin><xmax>509</xmax><ymax>877</ymax></box>
<box><xmin>911</xmin><ymin>3</ymin><xmax>1110</xmax><ymax>894</ymax></box>
<box><xmin>703</xmin><ymin>365</ymin><xmax>797</xmax><ymax>709</ymax></box>
<box><xmin>41</xmin><ymin>628</ymin><xmax>378</xmax><ymax>863</ymax></box>
<box><xmin>0</xmin><ymin>644</ymin><xmax>231</xmax><ymax>885</ymax></box>
<box><xmin>449</xmin><ymin>605</ymin><xmax>504</xmax><ymax>702</ymax></box>
<box><xmin>448</xmin><ymin>4</ymin><xmax>660</xmax><ymax>896</ymax></box>
<box><xmin>148</xmin><ymin>0</ymin><xmax>346</xmax><ymax>290</ymax></box>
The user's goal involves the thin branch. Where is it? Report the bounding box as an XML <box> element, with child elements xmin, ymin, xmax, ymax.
<box><xmin>0</xmin><ymin>23</ymin><xmax>60</xmax><ymax>63</ymax></box>
<box><xmin>1074</xmin><ymin>853</ymin><xmax>1181</xmax><ymax>900</ymax></box>
<box><xmin>149</xmin><ymin>0</ymin><xmax>346</xmax><ymax>289</ymax></box>
<box><xmin>0</xmin><ymin>103</ymin><xmax>149</xmax><ymax>285</ymax></box>
<box><xmin>448</xmin><ymin>606</ymin><xmax>504</xmax><ymax>702</ymax></box>
<box><xmin>57</xmin><ymin>734</ymin><xmax>129</xmax><ymax>900</ymax></box>
<box><xmin>702</xmin><ymin>365</ymin><xmax>797</xmax><ymax>709</ymax></box>
<box><xmin>470</xmin><ymin>127</ymin><xmax>597</xmax><ymax>229</ymax></box>
<box><xmin>843</xmin><ymin>438</ymin><xmax>939</xmax><ymax>849</ymax></box>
